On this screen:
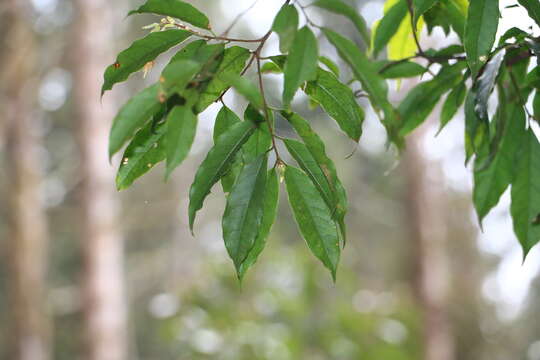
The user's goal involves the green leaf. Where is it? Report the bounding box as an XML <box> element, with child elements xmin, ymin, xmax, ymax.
<box><xmin>511</xmin><ymin>130</ymin><xmax>540</xmax><ymax>256</ymax></box>
<box><xmin>372</xmin><ymin>0</ymin><xmax>408</xmax><ymax>57</ymax></box>
<box><xmin>323</xmin><ymin>28</ymin><xmax>397</xmax><ymax>135</ymax></box>
<box><xmin>285</xmin><ymin>166</ymin><xmax>340</xmax><ymax>280</ymax></box>
<box><xmin>473</xmin><ymin>105</ymin><xmax>526</xmax><ymax>224</ymax></box>
<box><xmin>165</xmin><ymin>105</ymin><xmax>198</xmax><ymax>179</ymax></box>
<box><xmin>109</xmin><ymin>84</ymin><xmax>162</xmax><ymax>158</ymax></box>
<box><xmin>312</xmin><ymin>0</ymin><xmax>370</xmax><ymax>44</ymax></box>
<box><xmin>261</xmin><ymin>62</ymin><xmax>282</xmax><ymax>74</ymax></box>
<box><xmin>213</xmin><ymin>106</ymin><xmax>243</xmax><ymax>192</ymax></box>
<box><xmin>412</xmin><ymin>0</ymin><xmax>439</xmax><ymax>27</ymax></box>
<box><xmin>242</xmin><ymin>106</ymin><xmax>272</xmax><ymax>164</ymax></box>
<box><xmin>444</xmin><ymin>0</ymin><xmax>467</xmax><ymax>40</ymax></box>
<box><xmin>116</xmin><ymin>121</ymin><xmax>166</xmax><ymax>190</ymax></box>
<box><xmin>398</xmin><ymin>63</ymin><xmax>464</xmax><ymax>136</ymax></box>
<box><xmin>195</xmin><ymin>46</ymin><xmax>251</xmax><ymax>113</ymax></box>
<box><xmin>160</xmin><ymin>60</ymin><xmax>202</xmax><ymax>96</ymax></box>
<box><xmin>464</xmin><ymin>90</ymin><xmax>488</xmax><ymax>162</ymax></box>
<box><xmin>168</xmin><ymin>40</ymin><xmax>221</xmax><ymax>64</ymax></box>
<box><xmin>220</xmin><ymin>73</ymin><xmax>264</xmax><ymax>110</ymax></box>
<box><xmin>188</xmin><ymin>121</ymin><xmax>255</xmax><ymax>231</ymax></box>
<box><xmin>214</xmin><ymin>106</ymin><xmax>241</xmax><ymax>142</ymax></box>
<box><xmin>223</xmin><ymin>154</ymin><xmax>268</xmax><ymax>273</ymax></box>
<box><xmin>375</xmin><ymin>60</ymin><xmax>428</xmax><ymax>79</ymax></box>
<box><xmin>102</xmin><ymin>29</ymin><xmax>190</xmax><ymax>95</ymax></box>
<box><xmin>319</xmin><ymin>56</ymin><xmax>340</xmax><ymax>77</ymax></box>
<box><xmin>128</xmin><ymin>0</ymin><xmax>210</xmax><ymax>29</ymax></box>
<box><xmin>473</xmin><ymin>49</ymin><xmax>505</xmax><ymax>122</ymax></box>
<box><xmin>517</xmin><ymin>0</ymin><xmax>540</xmax><ymax>27</ymax></box>
<box><xmin>272</xmin><ymin>4</ymin><xmax>299</xmax><ymax>53</ymax></box>
<box><xmin>438</xmin><ymin>81</ymin><xmax>466</xmax><ymax>134</ymax></box>
<box><xmin>282</xmin><ymin>112</ymin><xmax>347</xmax><ymax>243</ymax></box>
<box><xmin>238</xmin><ymin>169</ymin><xmax>279</xmax><ymax>280</ymax></box>
<box><xmin>464</xmin><ymin>0</ymin><xmax>499</xmax><ymax>75</ymax></box>
<box><xmin>283</xmin><ymin>26</ymin><xmax>319</xmax><ymax>107</ymax></box>
<box><xmin>305</xmin><ymin>68</ymin><xmax>364</xmax><ymax>141</ymax></box>
<box><xmin>534</xmin><ymin>91</ymin><xmax>540</xmax><ymax>123</ymax></box>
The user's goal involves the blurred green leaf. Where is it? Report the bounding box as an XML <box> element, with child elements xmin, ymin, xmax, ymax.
<box><xmin>128</xmin><ymin>0</ymin><xmax>210</xmax><ymax>29</ymax></box>
<box><xmin>242</xmin><ymin>105</ymin><xmax>272</xmax><ymax>164</ymax></box>
<box><xmin>160</xmin><ymin>60</ymin><xmax>202</xmax><ymax>95</ymax></box>
<box><xmin>109</xmin><ymin>84</ymin><xmax>162</xmax><ymax>158</ymax></box>
<box><xmin>398</xmin><ymin>63</ymin><xmax>464</xmax><ymax>136</ymax></box>
<box><xmin>438</xmin><ymin>81</ymin><xmax>466</xmax><ymax>134</ymax></box>
<box><xmin>312</xmin><ymin>0</ymin><xmax>370</xmax><ymax>44</ymax></box>
<box><xmin>372</xmin><ymin>0</ymin><xmax>408</xmax><ymax>57</ymax></box>
<box><xmin>102</xmin><ymin>29</ymin><xmax>190</xmax><ymax>94</ymax></box>
<box><xmin>319</xmin><ymin>56</ymin><xmax>340</xmax><ymax>77</ymax></box>
<box><xmin>220</xmin><ymin>73</ymin><xmax>264</xmax><ymax>110</ymax></box>
<box><xmin>412</xmin><ymin>0</ymin><xmax>439</xmax><ymax>27</ymax></box>
<box><xmin>375</xmin><ymin>60</ymin><xmax>428</xmax><ymax>79</ymax></box>
<box><xmin>272</xmin><ymin>4</ymin><xmax>299</xmax><ymax>53</ymax></box>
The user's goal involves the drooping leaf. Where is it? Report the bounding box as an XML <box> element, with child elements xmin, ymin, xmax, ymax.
<box><xmin>438</xmin><ymin>81</ymin><xmax>466</xmax><ymax>134</ymax></box>
<box><xmin>272</xmin><ymin>4</ymin><xmax>299</xmax><ymax>53</ymax></box>
<box><xmin>109</xmin><ymin>84</ymin><xmax>162</xmax><ymax>158</ymax></box>
<box><xmin>128</xmin><ymin>0</ymin><xmax>210</xmax><ymax>29</ymax></box>
<box><xmin>213</xmin><ymin>106</ymin><xmax>243</xmax><ymax>192</ymax></box>
<box><xmin>238</xmin><ymin>169</ymin><xmax>279</xmax><ymax>280</ymax></box>
<box><xmin>398</xmin><ymin>63</ymin><xmax>464</xmax><ymax>136</ymax></box>
<box><xmin>219</xmin><ymin>73</ymin><xmax>264</xmax><ymax>110</ymax></box>
<box><xmin>517</xmin><ymin>0</ymin><xmax>540</xmax><ymax>27</ymax></box>
<box><xmin>473</xmin><ymin>49</ymin><xmax>505</xmax><ymax>122</ymax></box>
<box><xmin>372</xmin><ymin>0</ymin><xmax>408</xmax><ymax>57</ymax></box>
<box><xmin>165</xmin><ymin>105</ymin><xmax>198</xmax><ymax>178</ymax></box>
<box><xmin>511</xmin><ymin>130</ymin><xmax>540</xmax><ymax>257</ymax></box>
<box><xmin>102</xmin><ymin>29</ymin><xmax>191</xmax><ymax>95</ymax></box>
<box><xmin>188</xmin><ymin>121</ymin><xmax>256</xmax><ymax>231</ymax></box>
<box><xmin>375</xmin><ymin>60</ymin><xmax>428</xmax><ymax>79</ymax></box>
<box><xmin>305</xmin><ymin>68</ymin><xmax>364</xmax><ymax>141</ymax></box>
<box><xmin>222</xmin><ymin>154</ymin><xmax>268</xmax><ymax>273</ymax></box>
<box><xmin>413</xmin><ymin>0</ymin><xmax>439</xmax><ymax>27</ymax></box>
<box><xmin>261</xmin><ymin>62</ymin><xmax>282</xmax><ymax>74</ymax></box>
<box><xmin>195</xmin><ymin>46</ymin><xmax>251</xmax><ymax>113</ymax></box>
<box><xmin>116</xmin><ymin>121</ymin><xmax>166</xmax><ymax>190</ymax></box>
<box><xmin>285</xmin><ymin>166</ymin><xmax>340</xmax><ymax>280</ymax></box>
<box><xmin>283</xmin><ymin>26</ymin><xmax>319</xmax><ymax>107</ymax></box>
<box><xmin>473</xmin><ymin>105</ymin><xmax>526</xmax><ymax>224</ymax></box>
<box><xmin>282</xmin><ymin>111</ymin><xmax>347</xmax><ymax>243</ymax></box>
<box><xmin>445</xmin><ymin>0</ymin><xmax>468</xmax><ymax>39</ymax></box>
<box><xmin>464</xmin><ymin>0</ymin><xmax>499</xmax><ymax>75</ymax></box>
<box><xmin>312</xmin><ymin>0</ymin><xmax>370</xmax><ymax>44</ymax></box>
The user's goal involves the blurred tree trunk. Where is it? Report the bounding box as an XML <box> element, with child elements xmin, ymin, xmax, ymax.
<box><xmin>403</xmin><ymin>127</ymin><xmax>455</xmax><ymax>360</ymax></box>
<box><xmin>72</xmin><ymin>1</ymin><xmax>128</xmax><ymax>359</ymax></box>
<box><xmin>1</xmin><ymin>1</ymin><xmax>50</xmax><ymax>359</ymax></box>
